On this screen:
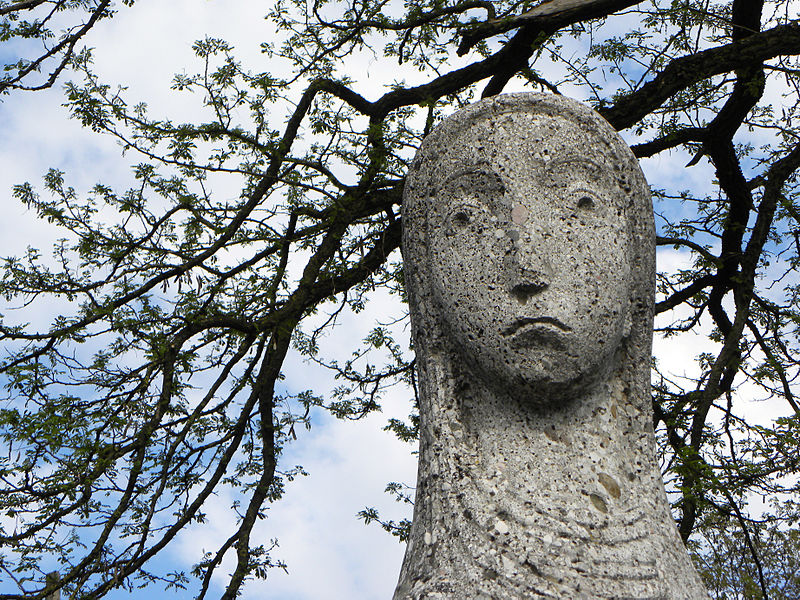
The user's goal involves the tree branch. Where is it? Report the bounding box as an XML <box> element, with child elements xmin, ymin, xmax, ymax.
<box><xmin>601</xmin><ymin>21</ymin><xmax>800</xmax><ymax>131</ymax></box>
<box><xmin>457</xmin><ymin>0</ymin><xmax>643</xmax><ymax>55</ymax></box>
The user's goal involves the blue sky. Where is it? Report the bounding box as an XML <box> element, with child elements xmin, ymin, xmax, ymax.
<box><xmin>0</xmin><ymin>3</ymin><xmax>417</xmax><ymax>598</ymax></box>
<box><xmin>1</xmin><ymin>1</ymin><xmax>796</xmax><ymax>598</ymax></box>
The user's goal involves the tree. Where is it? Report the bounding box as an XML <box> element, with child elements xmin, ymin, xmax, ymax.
<box><xmin>0</xmin><ymin>0</ymin><xmax>132</xmax><ymax>95</ymax></box>
<box><xmin>1</xmin><ymin>0</ymin><xmax>799</xmax><ymax>598</ymax></box>
<box><xmin>691</xmin><ymin>507</ymin><xmax>800</xmax><ymax>599</ymax></box>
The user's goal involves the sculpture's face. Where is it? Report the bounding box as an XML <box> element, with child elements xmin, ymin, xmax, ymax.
<box><xmin>426</xmin><ymin>112</ymin><xmax>633</xmax><ymax>401</ymax></box>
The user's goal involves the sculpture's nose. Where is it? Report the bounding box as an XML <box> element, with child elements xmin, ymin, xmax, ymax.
<box><xmin>507</xmin><ymin>223</ymin><xmax>553</xmax><ymax>303</ymax></box>
<box><xmin>512</xmin><ymin>268</ymin><xmax>549</xmax><ymax>295</ymax></box>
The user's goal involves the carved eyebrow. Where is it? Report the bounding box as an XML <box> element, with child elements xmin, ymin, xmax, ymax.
<box><xmin>545</xmin><ymin>156</ymin><xmax>604</xmax><ymax>175</ymax></box>
<box><xmin>441</xmin><ymin>164</ymin><xmax>503</xmax><ymax>187</ymax></box>
<box><xmin>438</xmin><ymin>166</ymin><xmax>507</xmax><ymax>216</ymax></box>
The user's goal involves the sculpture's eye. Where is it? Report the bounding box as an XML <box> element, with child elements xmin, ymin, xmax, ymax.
<box><xmin>442</xmin><ymin>169</ymin><xmax>505</xmax><ymax>230</ymax></box>
<box><xmin>449</xmin><ymin>203</ymin><xmax>481</xmax><ymax>230</ymax></box>
<box><xmin>577</xmin><ymin>194</ymin><xmax>596</xmax><ymax>210</ymax></box>
<box><xmin>453</xmin><ymin>210</ymin><xmax>471</xmax><ymax>226</ymax></box>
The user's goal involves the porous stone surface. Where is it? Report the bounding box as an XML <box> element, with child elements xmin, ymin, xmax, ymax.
<box><xmin>395</xmin><ymin>93</ymin><xmax>709</xmax><ymax>599</ymax></box>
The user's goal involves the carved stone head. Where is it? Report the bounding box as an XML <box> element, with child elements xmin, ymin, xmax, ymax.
<box><xmin>396</xmin><ymin>95</ymin><xmax>707</xmax><ymax>600</ymax></box>
<box><xmin>403</xmin><ymin>93</ymin><xmax>654</xmax><ymax>404</ymax></box>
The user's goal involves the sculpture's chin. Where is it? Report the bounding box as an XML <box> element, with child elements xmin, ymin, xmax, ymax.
<box><xmin>446</xmin><ymin>337</ymin><xmax>621</xmax><ymax>407</ymax></box>
<box><xmin>508</xmin><ymin>368</ymin><xmax>607</xmax><ymax>406</ymax></box>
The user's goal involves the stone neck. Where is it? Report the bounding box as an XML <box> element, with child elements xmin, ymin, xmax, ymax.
<box><xmin>393</xmin><ymin>348</ymin><xmax>707</xmax><ymax>600</ymax></box>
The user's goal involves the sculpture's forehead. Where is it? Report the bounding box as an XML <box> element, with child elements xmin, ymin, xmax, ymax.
<box><xmin>446</xmin><ymin>111</ymin><xmax>612</xmax><ymax>164</ymax></box>
<box><xmin>420</xmin><ymin>112</ymin><xmax>624</xmax><ymax>203</ymax></box>
<box><xmin>458</xmin><ymin>110</ymin><xmax>589</xmax><ymax>140</ymax></box>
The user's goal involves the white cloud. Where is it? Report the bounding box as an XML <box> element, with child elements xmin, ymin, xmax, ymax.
<box><xmin>163</xmin><ymin>281</ymin><xmax>416</xmax><ymax>599</ymax></box>
<box><xmin>244</xmin><ymin>408</ymin><xmax>415</xmax><ymax>600</ymax></box>
<box><xmin>1</xmin><ymin>3</ymin><xmax>419</xmax><ymax>597</ymax></box>
<box><xmin>2</xmin><ymin>2</ymin><xmax>796</xmax><ymax>599</ymax></box>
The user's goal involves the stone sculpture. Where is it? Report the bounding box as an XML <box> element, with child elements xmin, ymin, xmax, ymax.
<box><xmin>395</xmin><ymin>93</ymin><xmax>709</xmax><ymax>599</ymax></box>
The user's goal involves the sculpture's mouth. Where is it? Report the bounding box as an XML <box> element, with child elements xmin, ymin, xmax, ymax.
<box><xmin>502</xmin><ymin>316</ymin><xmax>571</xmax><ymax>336</ymax></box>
<box><xmin>502</xmin><ymin>317</ymin><xmax>570</xmax><ymax>349</ymax></box>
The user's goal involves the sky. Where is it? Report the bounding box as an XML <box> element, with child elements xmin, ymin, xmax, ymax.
<box><xmin>0</xmin><ymin>1</ymin><xmax>795</xmax><ymax>599</ymax></box>
<box><xmin>0</xmin><ymin>3</ymin><xmax>419</xmax><ymax>598</ymax></box>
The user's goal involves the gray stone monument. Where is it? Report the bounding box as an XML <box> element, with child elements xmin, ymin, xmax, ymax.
<box><xmin>396</xmin><ymin>93</ymin><xmax>709</xmax><ymax>599</ymax></box>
